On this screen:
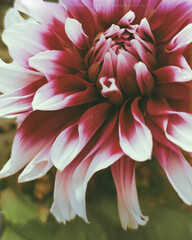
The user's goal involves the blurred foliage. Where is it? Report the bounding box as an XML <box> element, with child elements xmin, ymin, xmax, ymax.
<box><xmin>1</xmin><ymin>1</ymin><xmax>192</xmax><ymax>240</ymax></box>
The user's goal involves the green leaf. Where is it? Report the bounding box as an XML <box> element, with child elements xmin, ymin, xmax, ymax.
<box><xmin>1</xmin><ymin>188</ymin><xmax>38</xmax><ymax>224</ymax></box>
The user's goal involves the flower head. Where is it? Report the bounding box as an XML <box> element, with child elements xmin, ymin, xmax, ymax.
<box><xmin>1</xmin><ymin>0</ymin><xmax>192</xmax><ymax>230</ymax></box>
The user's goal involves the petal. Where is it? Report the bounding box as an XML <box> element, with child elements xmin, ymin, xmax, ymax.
<box><xmin>154</xmin><ymin>66</ymin><xmax>192</xmax><ymax>84</ymax></box>
<box><xmin>70</xmin><ymin>127</ymin><xmax>123</xmax><ymax>219</ymax></box>
<box><xmin>65</xmin><ymin>18</ymin><xmax>89</xmax><ymax>49</ymax></box>
<box><xmin>0</xmin><ymin>60</ymin><xmax>43</xmax><ymax>93</ymax></box>
<box><xmin>147</xmin><ymin>98</ymin><xmax>192</xmax><ymax>152</ymax></box>
<box><xmin>29</xmin><ymin>50</ymin><xmax>80</xmax><ymax>81</ymax></box>
<box><xmin>60</xmin><ymin>0</ymin><xmax>98</xmax><ymax>39</ymax></box>
<box><xmin>51</xmin><ymin>103</ymin><xmax>114</xmax><ymax>171</ymax></box>
<box><xmin>154</xmin><ymin>143</ymin><xmax>192</xmax><ymax>205</ymax></box>
<box><xmin>111</xmin><ymin>156</ymin><xmax>148</xmax><ymax>230</ymax></box>
<box><xmin>4</xmin><ymin>8</ymin><xmax>25</xmax><ymax>29</ymax></box>
<box><xmin>119</xmin><ymin>98</ymin><xmax>153</xmax><ymax>161</ymax></box>
<box><xmin>2</xmin><ymin>22</ymin><xmax>62</xmax><ymax>67</ymax></box>
<box><xmin>32</xmin><ymin>76</ymin><xmax>98</xmax><ymax>111</ymax></box>
<box><xmin>0</xmin><ymin>78</ymin><xmax>46</xmax><ymax>117</ymax></box>
<box><xmin>50</xmin><ymin>169</ymin><xmax>76</xmax><ymax>224</ymax></box>
<box><xmin>118</xmin><ymin>10</ymin><xmax>135</xmax><ymax>26</ymax></box>
<box><xmin>117</xmin><ymin>52</ymin><xmax>139</xmax><ymax>96</ymax></box>
<box><xmin>166</xmin><ymin>24</ymin><xmax>192</xmax><ymax>53</ymax></box>
<box><xmin>0</xmin><ymin>107</ymin><xmax>84</xmax><ymax>178</ymax></box>
<box><xmin>14</xmin><ymin>0</ymin><xmax>53</xmax><ymax>24</ymax></box>
<box><xmin>164</xmin><ymin>112</ymin><xmax>192</xmax><ymax>152</ymax></box>
<box><xmin>18</xmin><ymin>142</ymin><xmax>53</xmax><ymax>182</ymax></box>
<box><xmin>51</xmin><ymin>110</ymin><xmax>118</xmax><ymax>223</ymax></box>
<box><xmin>134</xmin><ymin>62</ymin><xmax>154</xmax><ymax>95</ymax></box>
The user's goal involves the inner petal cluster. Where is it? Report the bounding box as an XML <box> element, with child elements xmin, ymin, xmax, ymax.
<box><xmin>86</xmin><ymin>11</ymin><xmax>156</xmax><ymax>105</ymax></box>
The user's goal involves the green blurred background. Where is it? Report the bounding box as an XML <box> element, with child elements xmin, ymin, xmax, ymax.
<box><xmin>0</xmin><ymin>1</ymin><xmax>192</xmax><ymax>239</ymax></box>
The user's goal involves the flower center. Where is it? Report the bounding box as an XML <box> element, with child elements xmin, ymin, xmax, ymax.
<box><xmin>85</xmin><ymin>11</ymin><xmax>156</xmax><ymax>105</ymax></box>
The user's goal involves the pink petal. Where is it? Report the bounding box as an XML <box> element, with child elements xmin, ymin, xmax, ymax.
<box><xmin>164</xmin><ymin>112</ymin><xmax>192</xmax><ymax>152</ymax></box>
<box><xmin>59</xmin><ymin>0</ymin><xmax>98</xmax><ymax>39</ymax></box>
<box><xmin>119</xmin><ymin>98</ymin><xmax>153</xmax><ymax>161</ymax></box>
<box><xmin>92</xmin><ymin>0</ymin><xmax>124</xmax><ymax>27</ymax></box>
<box><xmin>0</xmin><ymin>107</ymin><xmax>84</xmax><ymax>178</ymax></box>
<box><xmin>166</xmin><ymin>24</ymin><xmax>192</xmax><ymax>52</ymax></box>
<box><xmin>130</xmin><ymin>39</ymin><xmax>156</xmax><ymax>68</ymax></box>
<box><xmin>154</xmin><ymin>143</ymin><xmax>192</xmax><ymax>205</ymax></box>
<box><xmin>118</xmin><ymin>10</ymin><xmax>135</xmax><ymax>26</ymax></box>
<box><xmin>117</xmin><ymin>52</ymin><xmax>139</xmax><ymax>96</ymax></box>
<box><xmin>0</xmin><ymin>78</ymin><xmax>46</xmax><ymax>116</ymax></box>
<box><xmin>111</xmin><ymin>156</ymin><xmax>148</xmax><ymax>230</ymax></box>
<box><xmin>51</xmin><ymin>124</ymin><xmax>79</xmax><ymax>171</ymax></box>
<box><xmin>0</xmin><ymin>60</ymin><xmax>43</xmax><ymax>93</ymax></box>
<box><xmin>2</xmin><ymin>22</ymin><xmax>63</xmax><ymax>68</ymax></box>
<box><xmin>50</xmin><ymin>169</ymin><xmax>76</xmax><ymax>223</ymax></box>
<box><xmin>147</xmin><ymin>98</ymin><xmax>192</xmax><ymax>152</ymax></box>
<box><xmin>14</xmin><ymin>0</ymin><xmax>53</xmax><ymax>24</ymax></box>
<box><xmin>18</xmin><ymin>142</ymin><xmax>53</xmax><ymax>182</ymax></box>
<box><xmin>65</xmin><ymin>18</ymin><xmax>89</xmax><ymax>49</ymax></box>
<box><xmin>32</xmin><ymin>76</ymin><xmax>98</xmax><ymax>111</ymax></box>
<box><xmin>70</xmin><ymin>127</ymin><xmax>123</xmax><ymax>219</ymax></box>
<box><xmin>134</xmin><ymin>62</ymin><xmax>154</xmax><ymax>95</ymax></box>
<box><xmin>156</xmin><ymin>83</ymin><xmax>191</xmax><ymax>101</ymax></box>
<box><xmin>154</xmin><ymin>66</ymin><xmax>192</xmax><ymax>84</ymax></box>
<box><xmin>51</xmin><ymin>103</ymin><xmax>114</xmax><ymax>171</ymax></box>
<box><xmin>29</xmin><ymin>50</ymin><xmax>79</xmax><ymax>81</ymax></box>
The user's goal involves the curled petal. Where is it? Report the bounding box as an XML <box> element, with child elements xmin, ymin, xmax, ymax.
<box><xmin>166</xmin><ymin>24</ymin><xmax>192</xmax><ymax>53</ymax></box>
<box><xmin>119</xmin><ymin>98</ymin><xmax>153</xmax><ymax>161</ymax></box>
<box><xmin>65</xmin><ymin>18</ymin><xmax>89</xmax><ymax>49</ymax></box>
<box><xmin>111</xmin><ymin>156</ymin><xmax>148</xmax><ymax>230</ymax></box>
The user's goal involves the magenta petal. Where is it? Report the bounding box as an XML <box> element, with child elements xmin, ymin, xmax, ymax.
<box><xmin>154</xmin><ymin>143</ymin><xmax>192</xmax><ymax>205</ymax></box>
<box><xmin>134</xmin><ymin>62</ymin><xmax>154</xmax><ymax>95</ymax></box>
<box><xmin>29</xmin><ymin>50</ymin><xmax>79</xmax><ymax>81</ymax></box>
<box><xmin>0</xmin><ymin>107</ymin><xmax>84</xmax><ymax>178</ymax></box>
<box><xmin>119</xmin><ymin>98</ymin><xmax>153</xmax><ymax>161</ymax></box>
<box><xmin>70</xmin><ymin>127</ymin><xmax>123</xmax><ymax>219</ymax></box>
<box><xmin>2</xmin><ymin>22</ymin><xmax>62</xmax><ymax>68</ymax></box>
<box><xmin>18</xmin><ymin>141</ymin><xmax>53</xmax><ymax>182</ymax></box>
<box><xmin>166</xmin><ymin>24</ymin><xmax>192</xmax><ymax>53</ymax></box>
<box><xmin>0</xmin><ymin>60</ymin><xmax>43</xmax><ymax>93</ymax></box>
<box><xmin>0</xmin><ymin>78</ymin><xmax>46</xmax><ymax>116</ymax></box>
<box><xmin>111</xmin><ymin>156</ymin><xmax>148</xmax><ymax>230</ymax></box>
<box><xmin>154</xmin><ymin>66</ymin><xmax>192</xmax><ymax>84</ymax></box>
<box><xmin>65</xmin><ymin>18</ymin><xmax>89</xmax><ymax>49</ymax></box>
<box><xmin>51</xmin><ymin>124</ymin><xmax>79</xmax><ymax>171</ymax></box>
<box><xmin>164</xmin><ymin>112</ymin><xmax>192</xmax><ymax>152</ymax></box>
<box><xmin>32</xmin><ymin>76</ymin><xmax>98</xmax><ymax>110</ymax></box>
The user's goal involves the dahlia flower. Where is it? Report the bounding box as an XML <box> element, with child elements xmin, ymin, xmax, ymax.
<box><xmin>1</xmin><ymin>0</ymin><xmax>192</xmax><ymax>230</ymax></box>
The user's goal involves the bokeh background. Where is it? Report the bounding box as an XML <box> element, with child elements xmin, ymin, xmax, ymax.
<box><xmin>0</xmin><ymin>1</ymin><xmax>192</xmax><ymax>239</ymax></box>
